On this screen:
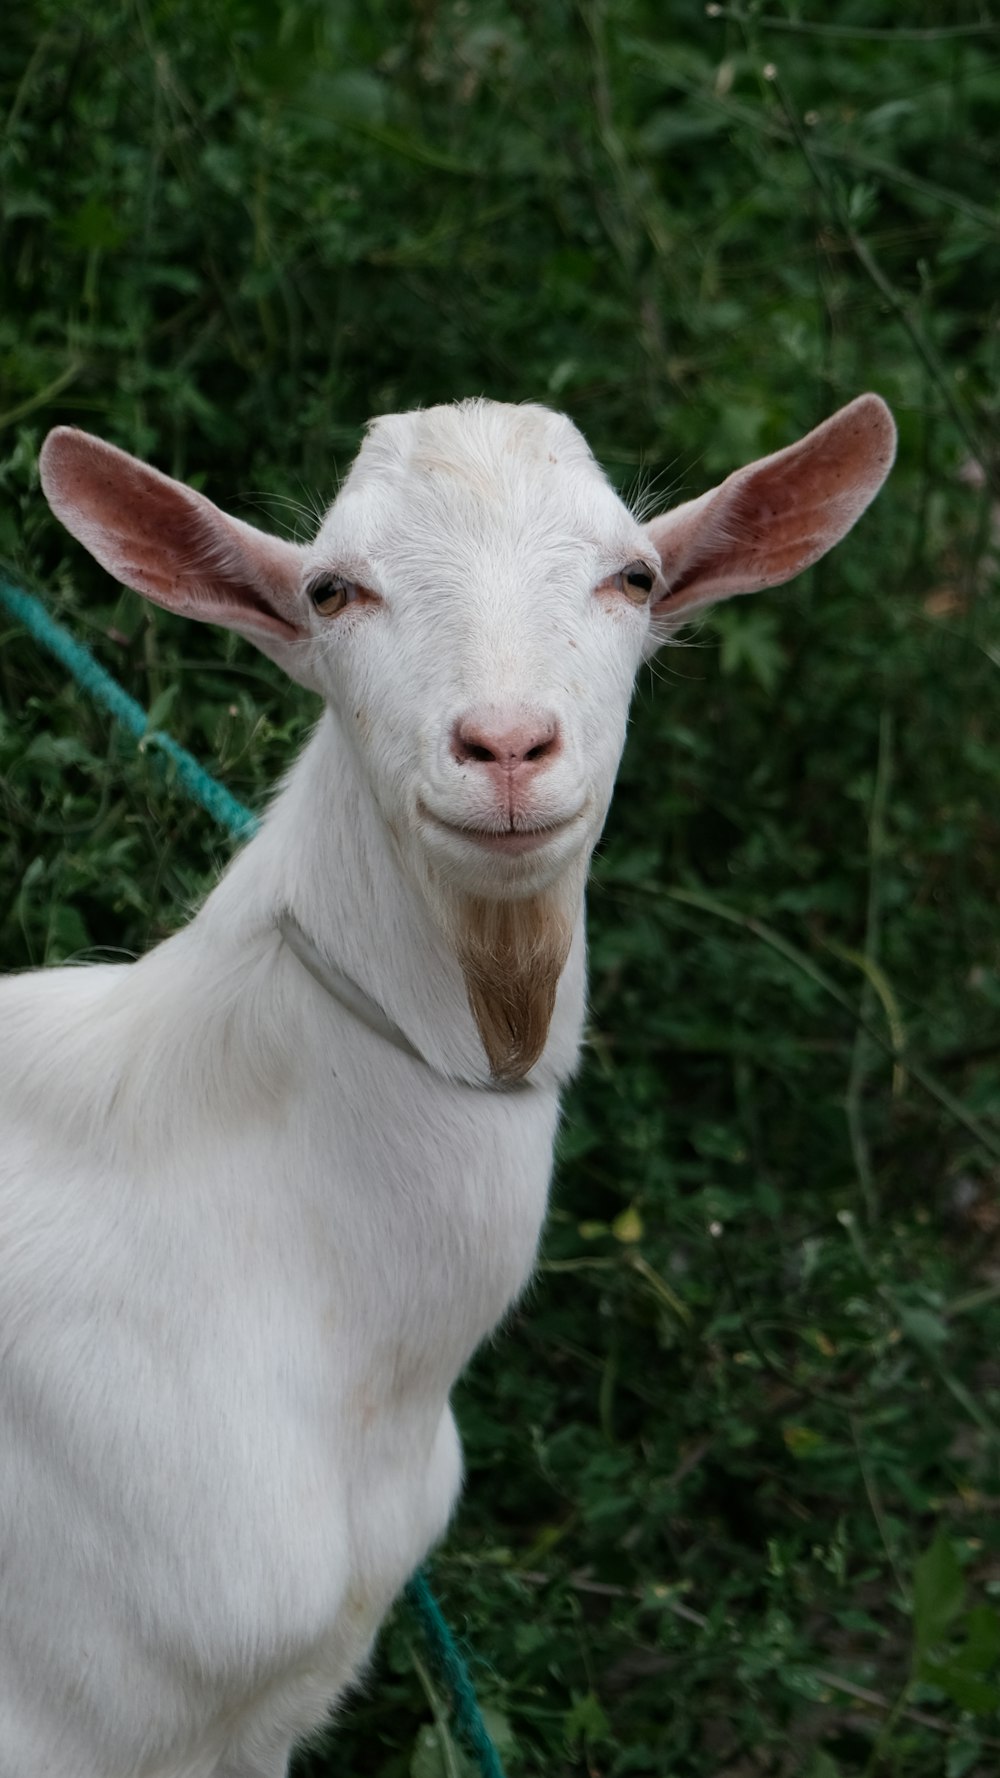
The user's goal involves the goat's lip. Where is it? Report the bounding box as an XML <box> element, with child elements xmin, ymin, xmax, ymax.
<box><xmin>418</xmin><ymin>802</ymin><xmax>584</xmax><ymax>855</ymax></box>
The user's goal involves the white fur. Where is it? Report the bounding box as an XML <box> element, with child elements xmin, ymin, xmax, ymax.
<box><xmin>0</xmin><ymin>396</ymin><xmax>894</xmax><ymax>1776</ymax></box>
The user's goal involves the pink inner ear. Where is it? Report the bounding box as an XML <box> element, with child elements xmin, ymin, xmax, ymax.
<box><xmin>647</xmin><ymin>394</ymin><xmax>897</xmax><ymax>617</ymax></box>
<box><xmin>40</xmin><ymin>428</ymin><xmax>306</xmax><ymax>642</ymax></box>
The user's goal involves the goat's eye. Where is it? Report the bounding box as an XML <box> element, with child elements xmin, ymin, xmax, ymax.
<box><xmin>621</xmin><ymin>562</ymin><xmax>656</xmax><ymax>602</ymax></box>
<box><xmin>308</xmin><ymin>576</ymin><xmax>357</xmax><ymax>617</ymax></box>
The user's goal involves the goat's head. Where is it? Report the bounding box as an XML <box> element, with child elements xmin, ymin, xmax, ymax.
<box><xmin>40</xmin><ymin>396</ymin><xmax>895</xmax><ymax>1076</ymax></box>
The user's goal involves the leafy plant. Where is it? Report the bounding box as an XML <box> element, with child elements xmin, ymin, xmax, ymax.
<box><xmin>913</xmin><ymin>1533</ymin><xmax>1000</xmax><ymax>1719</ymax></box>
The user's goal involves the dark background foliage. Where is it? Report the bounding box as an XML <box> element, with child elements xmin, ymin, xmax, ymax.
<box><xmin>2</xmin><ymin>3</ymin><xmax>1000</xmax><ymax>1774</ymax></box>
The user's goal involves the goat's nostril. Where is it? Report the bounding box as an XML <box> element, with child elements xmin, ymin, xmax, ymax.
<box><xmin>452</xmin><ymin>715</ymin><xmax>561</xmax><ymax>771</ymax></box>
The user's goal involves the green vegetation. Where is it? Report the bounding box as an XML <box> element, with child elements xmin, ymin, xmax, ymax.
<box><xmin>2</xmin><ymin>2</ymin><xmax>1000</xmax><ymax>1772</ymax></box>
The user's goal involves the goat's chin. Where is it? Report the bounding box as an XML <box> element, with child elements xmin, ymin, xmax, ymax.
<box><xmin>416</xmin><ymin>848</ymin><xmax>585</xmax><ymax>1082</ymax></box>
<box><xmin>452</xmin><ymin>889</ymin><xmax>576</xmax><ymax>1082</ymax></box>
<box><xmin>407</xmin><ymin>830</ymin><xmax>588</xmax><ymax>1080</ymax></box>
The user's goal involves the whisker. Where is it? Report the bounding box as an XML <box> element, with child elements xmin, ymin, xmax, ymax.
<box><xmin>625</xmin><ymin>451</ymin><xmax>708</xmax><ymax>523</ymax></box>
<box><xmin>239</xmin><ymin>484</ymin><xmax>333</xmax><ymax>543</ymax></box>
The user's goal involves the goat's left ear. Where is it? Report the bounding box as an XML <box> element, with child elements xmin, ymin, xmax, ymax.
<box><xmin>643</xmin><ymin>394</ymin><xmax>896</xmax><ymax>652</ymax></box>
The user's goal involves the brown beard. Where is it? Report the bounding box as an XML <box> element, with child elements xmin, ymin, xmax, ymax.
<box><xmin>454</xmin><ymin>892</ymin><xmax>573</xmax><ymax>1082</ymax></box>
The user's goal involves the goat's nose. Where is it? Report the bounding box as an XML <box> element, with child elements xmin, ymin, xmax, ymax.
<box><xmin>451</xmin><ymin>714</ymin><xmax>562</xmax><ymax>773</ymax></box>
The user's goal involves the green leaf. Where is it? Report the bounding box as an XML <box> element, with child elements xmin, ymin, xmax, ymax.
<box><xmin>947</xmin><ymin>1727</ymin><xmax>984</xmax><ymax>1778</ymax></box>
<box><xmin>919</xmin><ymin>1655</ymin><xmax>1000</xmax><ymax>1716</ymax></box>
<box><xmin>46</xmin><ymin>903</ymin><xmax>91</xmax><ymax>961</ymax></box>
<box><xmin>782</xmin><ymin>1424</ymin><xmax>826</xmax><ymax>1458</ymax></box>
<box><xmin>611</xmin><ymin>1205</ymin><xmax>643</xmax><ymax>1243</ymax></box>
<box><xmin>147</xmin><ymin>685</ymin><xmax>180</xmax><ymax>733</ymax></box>
<box><xmin>409</xmin><ymin>1723</ymin><xmax>475</xmax><ymax>1778</ymax></box>
<box><xmin>896</xmin><ymin>1305</ymin><xmax>949</xmax><ymax>1352</ymax></box>
<box><xmin>60</xmin><ymin>197</ymin><xmax>128</xmax><ymax>252</ymax></box>
<box><xmin>912</xmin><ymin>1533</ymin><xmax>965</xmax><ymax>1653</ymax></box>
<box><xmin>958</xmin><ymin>1602</ymin><xmax>1000</xmax><ymax>1671</ymax></box>
<box><xmin>806</xmin><ymin>1755</ymin><xmax>842</xmax><ymax>1778</ymax></box>
<box><xmin>714</xmin><ymin>608</ymin><xmax>788</xmax><ymax>693</ymax></box>
<box><xmin>564</xmin><ymin>1691</ymin><xmax>611</xmax><ymax>1746</ymax></box>
<box><xmin>479</xmin><ymin>1705</ymin><xmax>517</xmax><ymax>1762</ymax></box>
<box><xmin>23</xmin><ymin>732</ymin><xmax>96</xmax><ymax>770</ymax></box>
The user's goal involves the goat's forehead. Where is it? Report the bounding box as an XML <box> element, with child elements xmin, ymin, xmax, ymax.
<box><xmin>352</xmin><ymin>399</ymin><xmax>597</xmax><ymax>485</ymax></box>
<box><xmin>316</xmin><ymin>399</ymin><xmax>636</xmax><ymax>565</ymax></box>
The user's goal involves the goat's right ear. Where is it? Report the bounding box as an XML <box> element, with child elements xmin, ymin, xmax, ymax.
<box><xmin>40</xmin><ymin>428</ymin><xmax>316</xmax><ymax>686</ymax></box>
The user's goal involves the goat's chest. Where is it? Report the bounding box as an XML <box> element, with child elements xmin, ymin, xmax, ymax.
<box><xmin>300</xmin><ymin>1063</ymin><xmax>560</xmax><ymax>1379</ymax></box>
<box><xmin>182</xmin><ymin>1076</ymin><xmax>556</xmax><ymax>1681</ymax></box>
<box><xmin>178</xmin><ymin>1069</ymin><xmax>555</xmax><ymax>1597</ymax></box>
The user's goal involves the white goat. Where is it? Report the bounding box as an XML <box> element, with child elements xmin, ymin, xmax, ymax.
<box><xmin>0</xmin><ymin>395</ymin><xmax>894</xmax><ymax>1777</ymax></box>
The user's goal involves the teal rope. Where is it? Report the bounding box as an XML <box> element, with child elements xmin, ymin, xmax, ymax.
<box><xmin>405</xmin><ymin>1571</ymin><xmax>507</xmax><ymax>1778</ymax></box>
<box><xmin>0</xmin><ymin>577</ymin><xmax>507</xmax><ymax>1778</ymax></box>
<box><xmin>0</xmin><ymin>582</ymin><xmax>259</xmax><ymax>840</ymax></box>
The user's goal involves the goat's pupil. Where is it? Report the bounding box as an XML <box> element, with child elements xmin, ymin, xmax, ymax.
<box><xmin>626</xmin><ymin>567</ymin><xmax>654</xmax><ymax>593</ymax></box>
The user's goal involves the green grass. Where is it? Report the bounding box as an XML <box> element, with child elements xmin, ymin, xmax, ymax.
<box><xmin>2</xmin><ymin>2</ymin><xmax>1000</xmax><ymax>1773</ymax></box>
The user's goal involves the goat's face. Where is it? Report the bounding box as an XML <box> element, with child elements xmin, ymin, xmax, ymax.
<box><xmin>40</xmin><ymin>391</ymin><xmax>896</xmax><ymax>919</ymax></box>
<box><xmin>300</xmin><ymin>403</ymin><xmax>656</xmax><ymax>904</ymax></box>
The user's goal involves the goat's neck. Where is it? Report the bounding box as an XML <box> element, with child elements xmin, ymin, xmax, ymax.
<box><xmin>201</xmin><ymin>708</ymin><xmax>587</xmax><ymax>1091</ymax></box>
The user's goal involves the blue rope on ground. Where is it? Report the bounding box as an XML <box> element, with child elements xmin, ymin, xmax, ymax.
<box><xmin>405</xmin><ymin>1571</ymin><xmax>507</xmax><ymax>1778</ymax></box>
<box><xmin>0</xmin><ymin>577</ymin><xmax>508</xmax><ymax>1778</ymax></box>
<box><xmin>0</xmin><ymin>582</ymin><xmax>260</xmax><ymax>840</ymax></box>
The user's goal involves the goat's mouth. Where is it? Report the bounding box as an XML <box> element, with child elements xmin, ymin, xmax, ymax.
<box><xmin>418</xmin><ymin>802</ymin><xmax>584</xmax><ymax>856</ymax></box>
